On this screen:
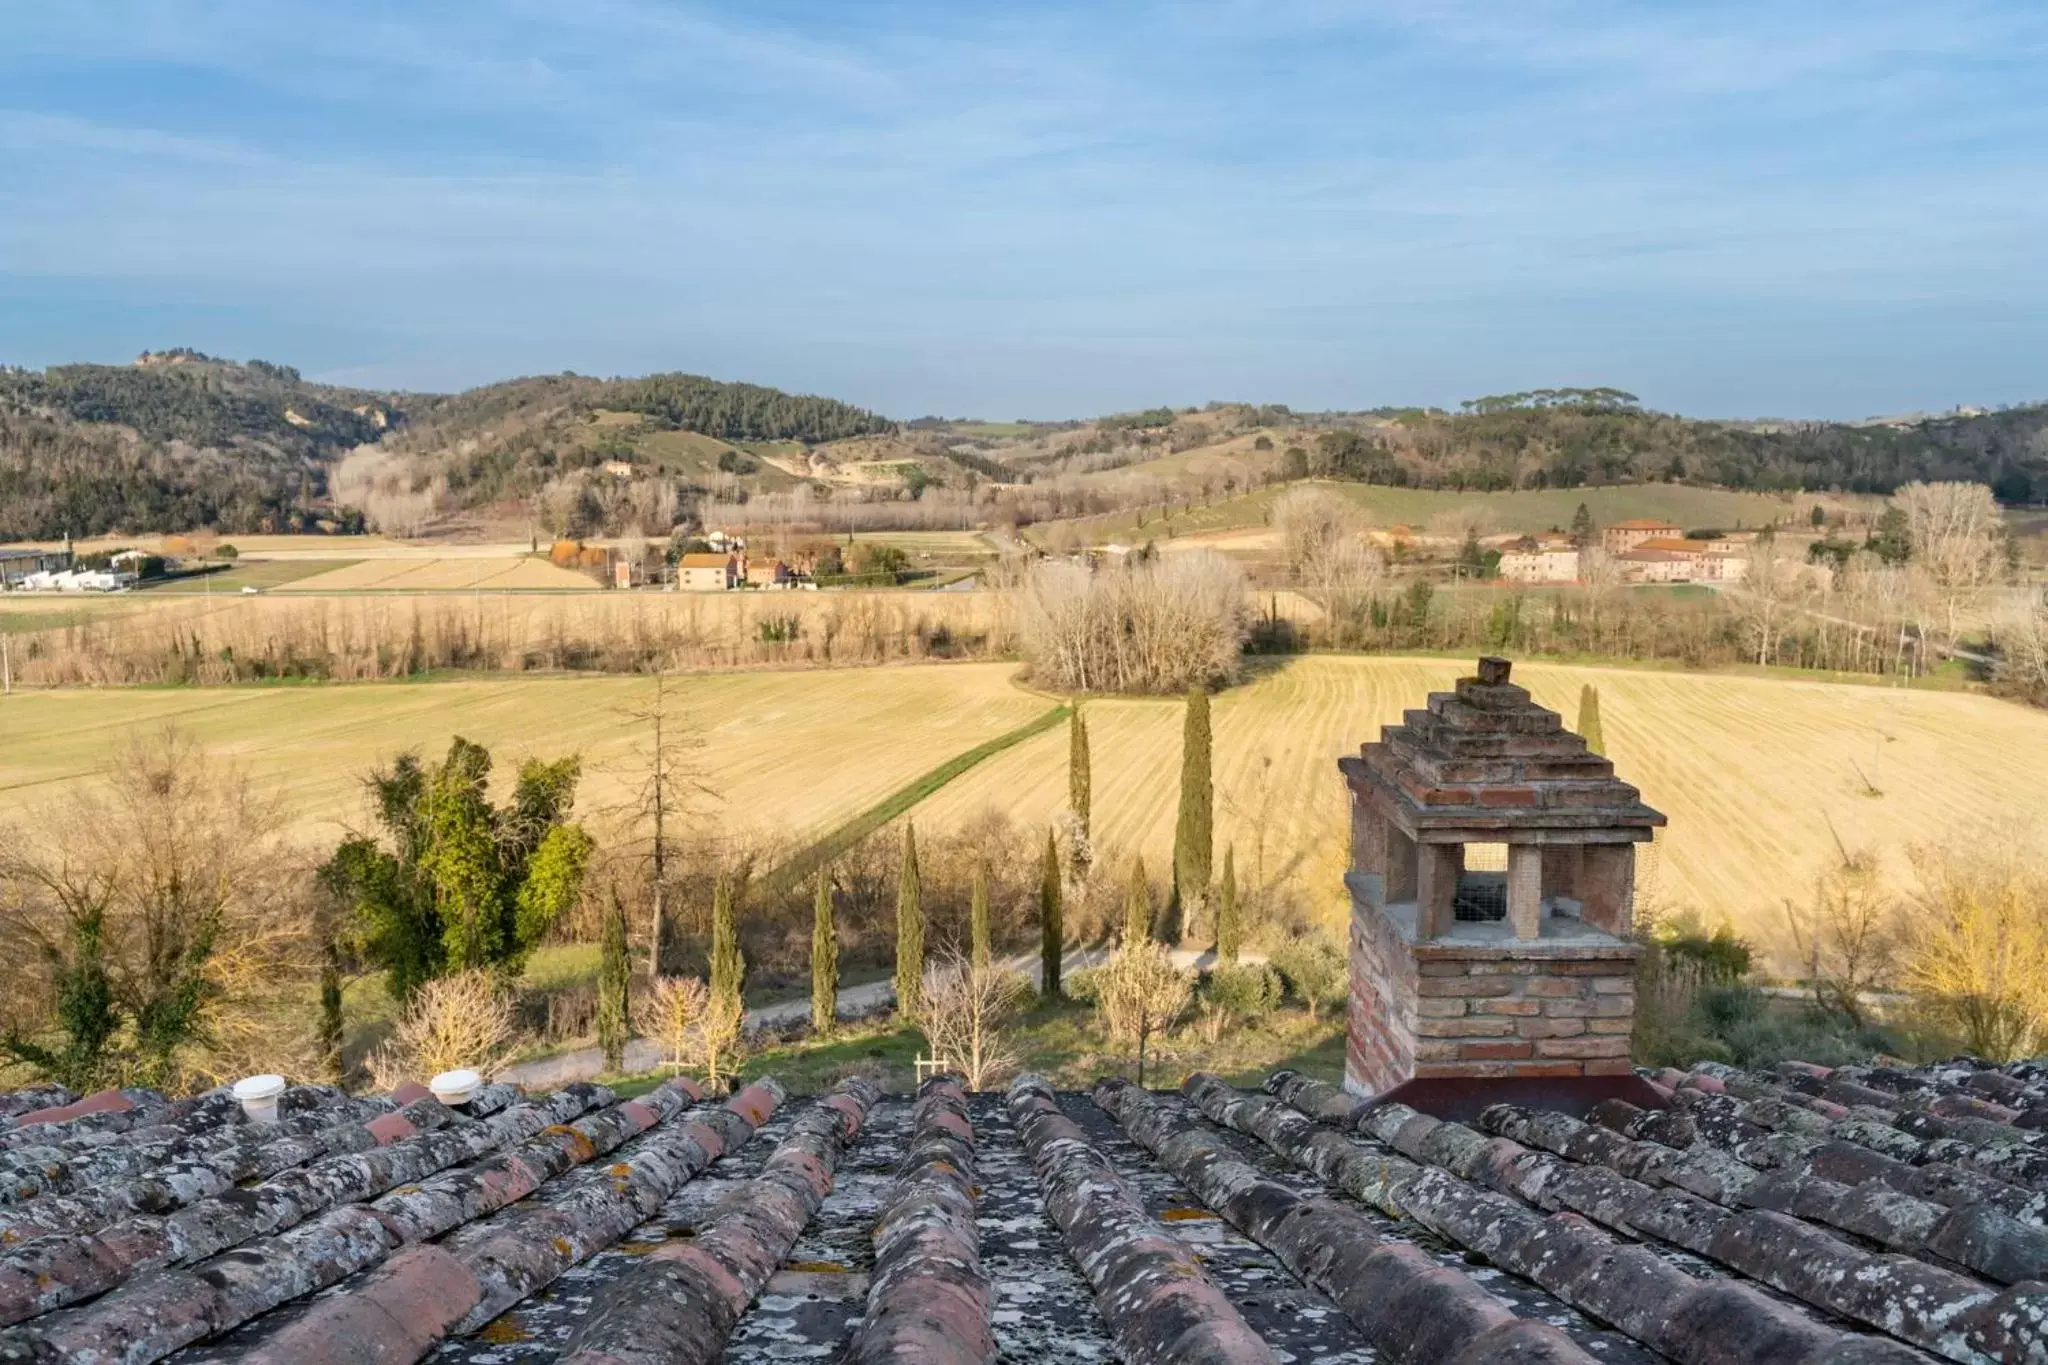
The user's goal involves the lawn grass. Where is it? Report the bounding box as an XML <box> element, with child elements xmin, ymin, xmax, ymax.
<box><xmin>590</xmin><ymin>998</ymin><xmax>1346</xmax><ymax>1097</ymax></box>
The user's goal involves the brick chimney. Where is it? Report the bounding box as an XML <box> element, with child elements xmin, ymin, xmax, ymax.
<box><xmin>1339</xmin><ymin>657</ymin><xmax>1666</xmax><ymax>1095</ymax></box>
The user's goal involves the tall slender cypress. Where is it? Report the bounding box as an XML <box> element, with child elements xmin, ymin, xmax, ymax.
<box><xmin>1040</xmin><ymin>828</ymin><xmax>1064</xmax><ymax>999</ymax></box>
<box><xmin>1216</xmin><ymin>846</ymin><xmax>1241</xmax><ymax>964</ymax></box>
<box><xmin>1174</xmin><ymin>687</ymin><xmax>1214</xmax><ymax>936</ymax></box>
<box><xmin>895</xmin><ymin>824</ymin><xmax>925</xmax><ymax>1018</ymax></box>
<box><xmin>318</xmin><ymin>934</ymin><xmax>345</xmax><ymax>1085</ymax></box>
<box><xmin>708</xmin><ymin>871</ymin><xmax>744</xmax><ymax>1018</ymax></box>
<box><xmin>1578</xmin><ymin>684</ymin><xmax>1605</xmax><ymax>756</ymax></box>
<box><xmin>810</xmin><ymin>869</ymin><xmax>838</xmax><ymax>1035</ymax></box>
<box><xmin>1069</xmin><ymin>704</ymin><xmax>1091</xmax><ymax>843</ymax></box>
<box><xmin>970</xmin><ymin>856</ymin><xmax>991</xmax><ymax>973</ymax></box>
<box><xmin>597</xmin><ymin>884</ymin><xmax>631</xmax><ymax>1073</ymax></box>
<box><xmin>1124</xmin><ymin>856</ymin><xmax>1151</xmax><ymax>946</ymax></box>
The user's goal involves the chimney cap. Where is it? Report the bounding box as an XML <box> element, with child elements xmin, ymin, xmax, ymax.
<box><xmin>1476</xmin><ymin>656</ymin><xmax>1512</xmax><ymax>685</ymax></box>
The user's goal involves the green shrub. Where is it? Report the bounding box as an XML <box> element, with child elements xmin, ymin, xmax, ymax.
<box><xmin>1270</xmin><ymin>939</ymin><xmax>1345</xmax><ymax>1020</ymax></box>
<box><xmin>1064</xmin><ymin>968</ymin><xmax>1101</xmax><ymax>1004</ymax></box>
<box><xmin>1201</xmin><ymin>962</ymin><xmax>1281</xmax><ymax>1041</ymax></box>
<box><xmin>1662</xmin><ymin>928</ymin><xmax>1752</xmax><ymax>984</ymax></box>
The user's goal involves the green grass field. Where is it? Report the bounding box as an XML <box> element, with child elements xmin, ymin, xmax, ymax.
<box><xmin>141</xmin><ymin>559</ymin><xmax>362</xmax><ymax>593</ymax></box>
<box><xmin>1048</xmin><ymin>479</ymin><xmax>1877</xmax><ymax>546</ymax></box>
<box><xmin>946</xmin><ymin>422</ymin><xmax>1036</xmax><ymax>439</ymax></box>
<box><xmin>845</xmin><ymin>530</ymin><xmax>995</xmax><ymax>559</ymax></box>
<box><xmin>1</xmin><ymin>605</ymin><xmax>119</xmax><ymax>634</ymax></box>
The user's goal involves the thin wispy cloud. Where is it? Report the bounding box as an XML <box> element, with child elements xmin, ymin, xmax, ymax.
<box><xmin>1</xmin><ymin>1</ymin><xmax>2043</xmax><ymax>417</ymax></box>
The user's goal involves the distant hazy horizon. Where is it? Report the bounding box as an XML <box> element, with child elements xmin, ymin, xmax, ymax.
<box><xmin>3</xmin><ymin>2</ymin><xmax>2044</xmax><ymax>422</ymax></box>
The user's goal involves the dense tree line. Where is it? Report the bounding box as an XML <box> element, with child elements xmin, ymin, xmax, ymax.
<box><xmin>4</xmin><ymin>362</ymin><xmax>385</xmax><ymax>451</ymax></box>
<box><xmin>603</xmin><ymin>372</ymin><xmax>890</xmax><ymax>442</ymax></box>
<box><xmin>1321</xmin><ymin>403</ymin><xmax>2048</xmax><ymax>499</ymax></box>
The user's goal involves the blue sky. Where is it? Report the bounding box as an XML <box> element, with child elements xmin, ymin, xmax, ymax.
<box><xmin>2</xmin><ymin>2</ymin><xmax>2044</xmax><ymax>419</ymax></box>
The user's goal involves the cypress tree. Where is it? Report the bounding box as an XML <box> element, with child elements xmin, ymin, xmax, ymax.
<box><xmin>1571</xmin><ymin>502</ymin><xmax>1595</xmax><ymax>547</ymax></box>
<box><xmin>970</xmin><ymin>856</ymin><xmax>991</xmax><ymax>973</ymax></box>
<box><xmin>597</xmin><ymin>884</ymin><xmax>631</xmax><ymax>1073</ymax></box>
<box><xmin>1040</xmin><ymin>828</ymin><xmax>1063</xmax><ymax>999</ymax></box>
<box><xmin>1124</xmin><ymin>856</ymin><xmax>1151</xmax><ymax>945</ymax></box>
<box><xmin>1069</xmin><ymin>704</ymin><xmax>1091</xmax><ymax>842</ymax></box>
<box><xmin>895</xmin><ymin>824</ymin><xmax>925</xmax><ymax>1018</ymax></box>
<box><xmin>318</xmin><ymin>934</ymin><xmax>345</xmax><ymax>1085</ymax></box>
<box><xmin>810</xmin><ymin>869</ymin><xmax>837</xmax><ymax>1035</ymax></box>
<box><xmin>1174</xmin><ymin>688</ymin><xmax>1214</xmax><ymax>935</ymax></box>
<box><xmin>1578</xmin><ymin>684</ymin><xmax>1605</xmax><ymax>756</ymax></box>
<box><xmin>708</xmin><ymin>871</ymin><xmax>744</xmax><ymax>1020</ymax></box>
<box><xmin>1216</xmin><ymin>846</ymin><xmax>1240</xmax><ymax>964</ymax></box>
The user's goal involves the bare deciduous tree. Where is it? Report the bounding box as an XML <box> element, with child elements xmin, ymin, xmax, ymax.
<box><xmin>697</xmin><ymin>988</ymin><xmax>747</xmax><ymax>1092</ymax></box>
<box><xmin>1783</xmin><ymin>850</ymin><xmax>1902</xmax><ymax>1028</ymax></box>
<box><xmin>1895</xmin><ymin>481</ymin><xmax>2007</xmax><ymax>652</ymax></box>
<box><xmin>1016</xmin><ymin>551</ymin><xmax>1251</xmax><ymax>694</ymax></box>
<box><xmin>1900</xmin><ymin>832</ymin><xmax>2048</xmax><ymax>1062</ymax></box>
<box><xmin>0</xmin><ymin>728</ymin><xmax>315</xmax><ymax>1090</ymax></box>
<box><xmin>1992</xmin><ymin>587</ymin><xmax>2048</xmax><ymax>705</ymax></box>
<box><xmin>1736</xmin><ymin>532</ymin><xmax>1803</xmax><ymax>666</ymax></box>
<box><xmin>918</xmin><ymin>950</ymin><xmax>1028</xmax><ymax>1090</ymax></box>
<box><xmin>366</xmin><ymin>969</ymin><xmax>519</xmax><ymax>1089</ymax></box>
<box><xmin>331</xmin><ymin>446</ymin><xmax>447</xmax><ymax>536</ymax></box>
<box><xmin>1274</xmin><ymin>486</ymin><xmax>1386</xmax><ymax>645</ymax></box>
<box><xmin>632</xmin><ymin>974</ymin><xmax>710</xmax><ymax>1074</ymax></box>
<box><xmin>610</xmin><ymin>673</ymin><xmax>714</xmax><ymax>979</ymax></box>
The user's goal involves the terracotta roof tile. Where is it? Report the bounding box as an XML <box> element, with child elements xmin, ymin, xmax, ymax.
<box><xmin>3</xmin><ymin>1054</ymin><xmax>2046</xmax><ymax>1362</ymax></box>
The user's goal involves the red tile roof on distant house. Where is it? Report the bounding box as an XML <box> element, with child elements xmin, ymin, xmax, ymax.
<box><xmin>678</xmin><ymin>553</ymin><xmax>734</xmax><ymax>568</ymax></box>
<box><xmin>1633</xmin><ymin>536</ymin><xmax>1717</xmax><ymax>553</ymax></box>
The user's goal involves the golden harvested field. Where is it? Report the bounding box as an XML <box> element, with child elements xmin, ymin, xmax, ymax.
<box><xmin>914</xmin><ymin>655</ymin><xmax>2048</xmax><ymax>963</ymax></box>
<box><xmin>0</xmin><ymin>663</ymin><xmax>1050</xmax><ymax>846</ymax></box>
<box><xmin>278</xmin><ymin>556</ymin><xmax>598</xmax><ymax>591</ymax></box>
<box><xmin>4</xmin><ymin>654</ymin><xmax>2040</xmax><ymax>968</ymax></box>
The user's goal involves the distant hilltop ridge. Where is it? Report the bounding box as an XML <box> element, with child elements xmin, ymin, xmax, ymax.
<box><xmin>0</xmin><ymin>348</ymin><xmax>2042</xmax><ymax>542</ymax></box>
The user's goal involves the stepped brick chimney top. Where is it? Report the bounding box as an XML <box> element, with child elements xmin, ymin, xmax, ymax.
<box><xmin>1339</xmin><ymin>657</ymin><xmax>1666</xmax><ymax>1096</ymax></box>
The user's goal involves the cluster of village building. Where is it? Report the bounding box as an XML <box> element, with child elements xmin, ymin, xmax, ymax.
<box><xmin>1497</xmin><ymin>518</ymin><xmax>1756</xmax><ymax>586</ymax></box>
<box><xmin>0</xmin><ymin>546</ymin><xmax>119</xmax><ymax>592</ymax></box>
<box><xmin>669</xmin><ymin>532</ymin><xmax>818</xmax><ymax>592</ymax></box>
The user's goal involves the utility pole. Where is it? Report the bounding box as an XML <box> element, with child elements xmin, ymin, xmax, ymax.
<box><xmin>3</xmin><ymin>632</ymin><xmax>11</xmax><ymax>695</ymax></box>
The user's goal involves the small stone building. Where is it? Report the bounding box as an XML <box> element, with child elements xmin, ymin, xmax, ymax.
<box><xmin>1339</xmin><ymin>657</ymin><xmax>1665</xmax><ymax>1095</ymax></box>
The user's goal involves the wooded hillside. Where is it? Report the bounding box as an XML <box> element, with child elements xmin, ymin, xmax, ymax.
<box><xmin>0</xmin><ymin>350</ymin><xmax>2039</xmax><ymax>541</ymax></box>
<box><xmin>0</xmin><ymin>353</ymin><xmax>388</xmax><ymax>539</ymax></box>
